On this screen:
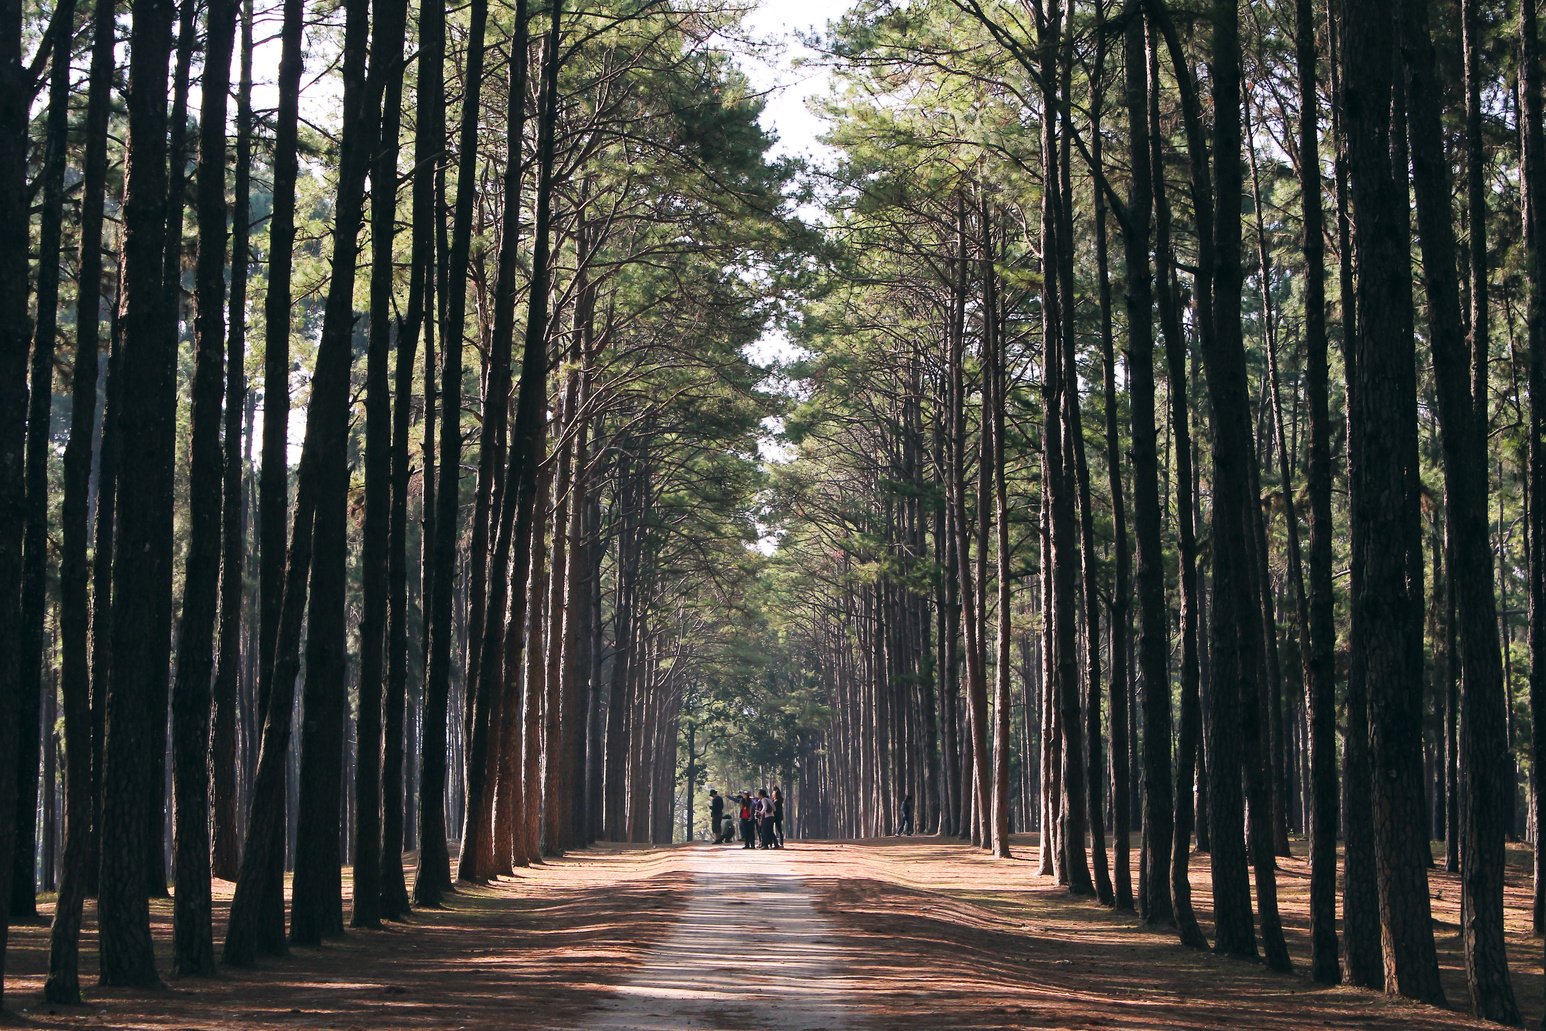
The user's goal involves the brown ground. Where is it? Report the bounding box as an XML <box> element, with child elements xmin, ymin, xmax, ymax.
<box><xmin>5</xmin><ymin>846</ymin><xmax>687</xmax><ymax>1029</ymax></box>
<box><xmin>804</xmin><ymin>833</ymin><xmax>1537</xmax><ymax>1029</ymax></box>
<box><xmin>3</xmin><ymin>836</ymin><xmax>1535</xmax><ymax>1029</ymax></box>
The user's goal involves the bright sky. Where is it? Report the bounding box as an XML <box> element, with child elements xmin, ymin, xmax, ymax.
<box><xmin>249</xmin><ymin>0</ymin><xmax>852</xmax><ymax>463</ymax></box>
<box><xmin>736</xmin><ymin>0</ymin><xmax>851</xmax><ymax>164</ymax></box>
<box><xmin>734</xmin><ymin>0</ymin><xmax>853</xmax><ymax>388</ymax></box>
<box><xmin>734</xmin><ymin>0</ymin><xmax>855</xmax><ymax>500</ymax></box>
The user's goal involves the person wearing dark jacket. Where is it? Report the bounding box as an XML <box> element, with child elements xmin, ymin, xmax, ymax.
<box><xmin>898</xmin><ymin>793</ymin><xmax>914</xmax><ymax>836</ymax></box>
<box><xmin>709</xmin><ymin>789</ymin><xmax>728</xmax><ymax>843</ymax></box>
<box><xmin>772</xmin><ymin>787</ymin><xmax>786</xmax><ymax>848</ymax></box>
<box><xmin>738</xmin><ymin>792</ymin><xmax>755</xmax><ymax>848</ymax></box>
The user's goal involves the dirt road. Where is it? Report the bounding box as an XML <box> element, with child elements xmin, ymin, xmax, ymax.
<box><xmin>4</xmin><ymin>838</ymin><xmax>1529</xmax><ymax>1029</ymax></box>
<box><xmin>585</xmin><ymin>847</ymin><xmax>854</xmax><ymax>1030</ymax></box>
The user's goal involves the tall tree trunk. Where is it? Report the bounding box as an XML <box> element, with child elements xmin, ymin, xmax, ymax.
<box><xmin>146</xmin><ymin>0</ymin><xmax>198</xmax><ymax>901</ymax></box>
<box><xmin>1341</xmin><ymin>0</ymin><xmax>1445</xmax><ymax>1002</ymax></box>
<box><xmin>1400</xmin><ymin>0</ymin><xmax>1515</xmax><ymax>1015</ymax></box>
<box><xmin>1294</xmin><ymin>0</ymin><xmax>1341</xmax><ymax>986</ymax></box>
<box><xmin>46</xmin><ymin>0</ymin><xmax>118</xmax><ymax>1002</ymax></box>
<box><xmin>459</xmin><ymin>0</ymin><xmax>530</xmax><ymax>884</ymax></box>
<box><xmin>521</xmin><ymin>452</ymin><xmax>551</xmax><ymax>860</ymax></box>
<box><xmin>1058</xmin><ymin>189</ymin><xmax>1112</xmax><ymax>901</ymax></box>
<box><xmin>12</xmin><ymin>0</ymin><xmax>76</xmax><ymax>923</ymax></box>
<box><xmin>563</xmin><ymin>390</ymin><xmax>594</xmax><ymax>847</ymax></box>
<box><xmin>1145</xmin><ymin>21</ymin><xmax>1204</xmax><ymax>950</ymax></box>
<box><xmin>416</xmin><ymin>0</ymin><xmax>489</xmax><ymax>906</ymax></box>
<box><xmin>1093</xmin><ymin>0</ymin><xmax>1133</xmax><ymax>912</ymax></box>
<box><xmin>1243</xmin><ymin>90</ymin><xmax>1303</xmax><ymax>861</ymax></box>
<box><xmin>1122</xmin><ymin>3</ymin><xmax>1171</xmax><ymax>924</ymax></box>
<box><xmin>1524</xmin><ymin>0</ymin><xmax>1546</xmax><ymax>1009</ymax></box>
<box><xmin>1185</xmin><ymin>0</ymin><xmax>1289</xmax><ymax>970</ymax></box>
<box><xmin>983</xmin><ymin>207</ymin><xmax>1012</xmax><ymax>861</ymax></box>
<box><xmin>0</xmin><ymin>0</ymin><xmax>22</xmax><ymax>993</ymax></box>
<box><xmin>1325</xmin><ymin>0</ymin><xmax>1383</xmax><ymax>988</ymax></box>
<box><xmin>353</xmin><ymin>0</ymin><xmax>409</xmax><ymax>927</ymax></box>
<box><xmin>98</xmin><ymin>0</ymin><xmax>175</xmax><ymax>985</ymax></box>
<box><xmin>170</xmin><ymin>0</ymin><xmax>238</xmax><ymax>975</ymax></box>
<box><xmin>288</xmin><ymin>0</ymin><xmax>382</xmax><ymax>946</ymax></box>
<box><xmin>604</xmin><ymin>453</ymin><xmax>637</xmax><ymax>841</ymax></box>
<box><xmin>542</xmin><ymin>349</ymin><xmax>575</xmax><ymax>858</ymax></box>
<box><xmin>382</xmin><ymin>0</ymin><xmax>446</xmax><ymax>921</ymax></box>
<box><xmin>253</xmin><ymin>0</ymin><xmax>303</xmax><ymax>940</ymax></box>
<box><xmin>212</xmin><ymin>0</ymin><xmax>254</xmax><ymax>885</ymax></box>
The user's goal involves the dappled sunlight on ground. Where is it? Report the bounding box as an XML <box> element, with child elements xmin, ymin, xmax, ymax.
<box><xmin>7</xmin><ymin>845</ymin><xmax>685</xmax><ymax>1029</ymax></box>
<box><xmin>801</xmin><ymin>834</ymin><xmax>1526</xmax><ymax>1029</ymax></box>
<box><xmin>6</xmin><ymin>837</ymin><xmax>1536</xmax><ymax>1028</ymax></box>
<box><xmin>587</xmin><ymin>848</ymin><xmax>855</xmax><ymax>1030</ymax></box>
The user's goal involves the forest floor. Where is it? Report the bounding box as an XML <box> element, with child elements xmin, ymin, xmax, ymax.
<box><xmin>2</xmin><ymin>835</ymin><xmax>1534</xmax><ymax>1029</ymax></box>
<box><xmin>803</xmin><ymin>833</ymin><xmax>1531</xmax><ymax>1029</ymax></box>
<box><xmin>5</xmin><ymin>846</ymin><xmax>688</xmax><ymax>1029</ymax></box>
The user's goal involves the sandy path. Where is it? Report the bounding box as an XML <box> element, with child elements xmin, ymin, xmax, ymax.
<box><xmin>583</xmin><ymin>845</ymin><xmax>856</xmax><ymax>1030</ymax></box>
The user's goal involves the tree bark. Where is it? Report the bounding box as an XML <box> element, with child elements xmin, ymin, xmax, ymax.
<box><xmin>0</xmin><ymin>0</ymin><xmax>38</xmax><ymax>1000</ymax></box>
<box><xmin>1293</xmin><ymin>0</ymin><xmax>1341</xmax><ymax>985</ymax></box>
<box><xmin>353</xmin><ymin>0</ymin><xmax>409</xmax><ymax>928</ymax></box>
<box><xmin>12</xmin><ymin>0</ymin><xmax>76</xmax><ymax>923</ymax></box>
<box><xmin>46</xmin><ymin>0</ymin><xmax>118</xmax><ymax>1001</ymax></box>
<box><xmin>381</xmin><ymin>0</ymin><xmax>446</xmax><ymax>921</ymax></box>
<box><xmin>1122</xmin><ymin>4</ymin><xmax>1171</xmax><ymax>924</ymax></box>
<box><xmin>1093</xmin><ymin>0</ymin><xmax>1133</xmax><ymax>912</ymax></box>
<box><xmin>98</xmin><ymin>0</ymin><xmax>176</xmax><ymax>985</ymax></box>
<box><xmin>170</xmin><ymin>0</ymin><xmax>238</xmax><ymax>975</ymax></box>
<box><xmin>1341</xmin><ymin>0</ymin><xmax>1445</xmax><ymax>1002</ymax></box>
<box><xmin>288</xmin><ymin>0</ymin><xmax>382</xmax><ymax>946</ymax></box>
<box><xmin>252</xmin><ymin>0</ymin><xmax>303</xmax><ymax>938</ymax></box>
<box><xmin>416</xmin><ymin>0</ymin><xmax>490</xmax><ymax>906</ymax></box>
<box><xmin>212</xmin><ymin>0</ymin><xmax>254</xmax><ymax>885</ymax></box>
<box><xmin>1144</xmin><ymin>23</ymin><xmax>1204</xmax><ymax>949</ymax></box>
<box><xmin>1524</xmin><ymin>0</ymin><xmax>1546</xmax><ymax>1012</ymax></box>
<box><xmin>459</xmin><ymin>0</ymin><xmax>530</xmax><ymax>884</ymax></box>
<box><xmin>1399</xmin><ymin>0</ymin><xmax>1518</xmax><ymax>1016</ymax></box>
<box><xmin>982</xmin><ymin>206</ymin><xmax>1012</xmax><ymax>861</ymax></box>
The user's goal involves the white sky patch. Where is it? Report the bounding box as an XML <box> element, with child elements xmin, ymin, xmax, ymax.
<box><xmin>239</xmin><ymin>1</ymin><xmax>852</xmax><ymax>471</ymax></box>
<box><xmin>736</xmin><ymin>0</ymin><xmax>849</xmax><ymax>165</ymax></box>
<box><xmin>733</xmin><ymin>0</ymin><xmax>848</xmax><ymax>470</ymax></box>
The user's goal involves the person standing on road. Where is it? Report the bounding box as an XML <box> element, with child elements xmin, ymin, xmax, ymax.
<box><xmin>898</xmin><ymin>793</ymin><xmax>914</xmax><ymax>836</ymax></box>
<box><xmin>772</xmin><ymin>787</ymin><xmax>786</xmax><ymax>848</ymax></box>
<box><xmin>709</xmin><ymin>789</ymin><xmax>727</xmax><ymax>843</ymax></box>
<box><xmin>739</xmin><ymin>791</ymin><xmax>755</xmax><ymax>849</ymax></box>
<box><xmin>755</xmin><ymin>789</ymin><xmax>776</xmax><ymax>848</ymax></box>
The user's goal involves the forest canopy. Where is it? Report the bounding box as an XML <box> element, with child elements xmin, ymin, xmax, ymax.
<box><xmin>4</xmin><ymin>0</ymin><xmax>1546</xmax><ymax>1025</ymax></box>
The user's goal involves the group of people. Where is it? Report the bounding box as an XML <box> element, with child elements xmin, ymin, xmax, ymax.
<box><xmin>707</xmin><ymin>788</ymin><xmax>784</xmax><ymax>849</ymax></box>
